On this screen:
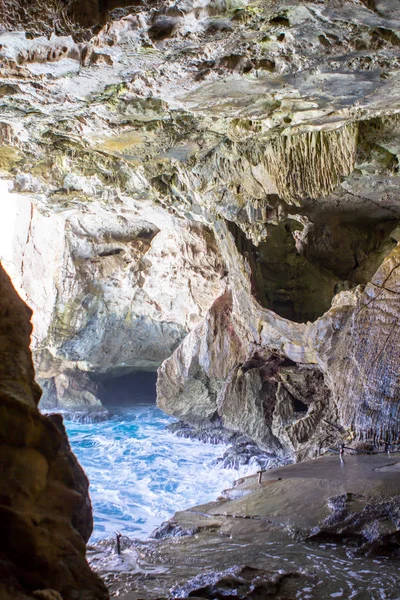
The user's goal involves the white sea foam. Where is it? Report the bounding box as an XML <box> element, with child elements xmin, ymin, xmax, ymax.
<box><xmin>65</xmin><ymin>404</ymin><xmax>255</xmax><ymax>540</ymax></box>
<box><xmin>75</xmin><ymin>409</ymin><xmax>400</xmax><ymax>599</ymax></box>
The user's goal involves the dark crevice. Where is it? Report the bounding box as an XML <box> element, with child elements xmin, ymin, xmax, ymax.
<box><xmin>269</xmin><ymin>15</ymin><xmax>290</xmax><ymax>27</ymax></box>
<box><xmin>98</xmin><ymin>248</ymin><xmax>123</xmax><ymax>257</ymax></box>
<box><xmin>291</xmin><ymin>396</ymin><xmax>308</xmax><ymax>413</ymax></box>
<box><xmin>92</xmin><ymin>371</ymin><xmax>157</xmax><ymax>406</ymax></box>
<box><xmin>227</xmin><ymin>217</ymin><xmax>399</xmax><ymax>323</ymax></box>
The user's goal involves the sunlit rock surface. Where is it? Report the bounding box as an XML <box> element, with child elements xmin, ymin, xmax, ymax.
<box><xmin>0</xmin><ymin>185</ymin><xmax>226</xmax><ymax>413</ymax></box>
<box><xmin>0</xmin><ymin>264</ymin><xmax>108</xmax><ymax>599</ymax></box>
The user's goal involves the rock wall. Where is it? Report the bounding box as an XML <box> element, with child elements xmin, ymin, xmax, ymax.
<box><xmin>0</xmin><ymin>263</ymin><xmax>108</xmax><ymax>599</ymax></box>
<box><xmin>1</xmin><ymin>0</ymin><xmax>400</xmax><ymax>450</ymax></box>
<box><xmin>2</xmin><ymin>0</ymin><xmax>400</xmax><ymax>597</ymax></box>
<box><xmin>158</xmin><ymin>228</ymin><xmax>400</xmax><ymax>461</ymax></box>
<box><xmin>318</xmin><ymin>244</ymin><xmax>400</xmax><ymax>444</ymax></box>
<box><xmin>0</xmin><ymin>185</ymin><xmax>226</xmax><ymax>414</ymax></box>
<box><xmin>158</xmin><ymin>291</ymin><xmax>247</xmax><ymax>427</ymax></box>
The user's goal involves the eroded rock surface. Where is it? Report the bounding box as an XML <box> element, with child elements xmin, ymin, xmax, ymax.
<box><xmin>0</xmin><ymin>264</ymin><xmax>108</xmax><ymax>599</ymax></box>
<box><xmin>0</xmin><ymin>187</ymin><xmax>226</xmax><ymax>414</ymax></box>
<box><xmin>1</xmin><ymin>0</ymin><xmax>400</xmax><ymax>446</ymax></box>
<box><xmin>318</xmin><ymin>243</ymin><xmax>400</xmax><ymax>444</ymax></box>
<box><xmin>89</xmin><ymin>454</ymin><xmax>400</xmax><ymax>599</ymax></box>
<box><xmin>158</xmin><ymin>238</ymin><xmax>400</xmax><ymax>461</ymax></box>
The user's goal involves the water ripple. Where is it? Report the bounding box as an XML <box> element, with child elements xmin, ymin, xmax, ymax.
<box><xmin>65</xmin><ymin>404</ymin><xmax>253</xmax><ymax>540</ymax></box>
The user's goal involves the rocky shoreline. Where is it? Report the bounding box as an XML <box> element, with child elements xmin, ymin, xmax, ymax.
<box><xmin>88</xmin><ymin>452</ymin><xmax>400</xmax><ymax>599</ymax></box>
<box><xmin>167</xmin><ymin>420</ymin><xmax>291</xmax><ymax>470</ymax></box>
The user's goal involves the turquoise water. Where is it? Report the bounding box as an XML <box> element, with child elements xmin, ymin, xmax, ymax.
<box><xmin>65</xmin><ymin>405</ymin><xmax>252</xmax><ymax>541</ymax></box>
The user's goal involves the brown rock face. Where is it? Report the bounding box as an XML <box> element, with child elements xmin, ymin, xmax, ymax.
<box><xmin>0</xmin><ymin>264</ymin><xmax>41</xmax><ymax>409</ymax></box>
<box><xmin>0</xmin><ymin>264</ymin><xmax>108</xmax><ymax>599</ymax></box>
<box><xmin>47</xmin><ymin>413</ymin><xmax>94</xmax><ymax>544</ymax></box>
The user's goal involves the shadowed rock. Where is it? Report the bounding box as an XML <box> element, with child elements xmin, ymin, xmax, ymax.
<box><xmin>0</xmin><ymin>264</ymin><xmax>108</xmax><ymax>600</ymax></box>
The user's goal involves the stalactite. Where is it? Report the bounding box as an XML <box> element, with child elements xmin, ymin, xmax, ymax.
<box><xmin>263</xmin><ymin>124</ymin><xmax>358</xmax><ymax>203</ymax></box>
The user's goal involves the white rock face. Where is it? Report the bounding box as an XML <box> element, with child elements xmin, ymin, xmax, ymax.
<box><xmin>0</xmin><ymin>182</ymin><xmax>226</xmax><ymax>411</ymax></box>
<box><xmin>0</xmin><ymin>181</ymin><xmax>67</xmax><ymax>344</ymax></box>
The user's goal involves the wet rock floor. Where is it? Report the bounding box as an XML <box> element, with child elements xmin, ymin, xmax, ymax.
<box><xmin>89</xmin><ymin>453</ymin><xmax>400</xmax><ymax>599</ymax></box>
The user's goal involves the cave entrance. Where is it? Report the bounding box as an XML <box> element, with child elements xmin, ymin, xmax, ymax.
<box><xmin>227</xmin><ymin>217</ymin><xmax>399</xmax><ymax>324</ymax></box>
<box><xmin>64</xmin><ymin>368</ymin><xmax>242</xmax><ymax>542</ymax></box>
<box><xmin>94</xmin><ymin>371</ymin><xmax>157</xmax><ymax>407</ymax></box>
<box><xmin>227</xmin><ymin>219</ymin><xmax>339</xmax><ymax>323</ymax></box>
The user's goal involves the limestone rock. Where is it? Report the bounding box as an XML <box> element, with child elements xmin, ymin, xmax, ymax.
<box><xmin>3</xmin><ymin>0</ymin><xmax>400</xmax><ymax>596</ymax></box>
<box><xmin>0</xmin><ymin>264</ymin><xmax>108</xmax><ymax>599</ymax></box>
<box><xmin>1</xmin><ymin>0</ymin><xmax>400</xmax><ymax>447</ymax></box>
<box><xmin>317</xmin><ymin>243</ymin><xmax>400</xmax><ymax>444</ymax></box>
<box><xmin>218</xmin><ymin>357</ymin><xmax>339</xmax><ymax>461</ymax></box>
<box><xmin>158</xmin><ymin>293</ymin><xmax>342</xmax><ymax>460</ymax></box>
<box><xmin>157</xmin><ymin>291</ymin><xmax>247</xmax><ymax>427</ymax></box>
<box><xmin>40</xmin><ymin>371</ymin><xmax>109</xmax><ymax>420</ymax></box>
<box><xmin>0</xmin><ymin>188</ymin><xmax>226</xmax><ymax>414</ymax></box>
<box><xmin>171</xmin><ymin>565</ymin><xmax>313</xmax><ymax>599</ymax></box>
<box><xmin>157</xmin><ymin>224</ymin><xmax>400</xmax><ymax>459</ymax></box>
<box><xmin>93</xmin><ymin>453</ymin><xmax>400</xmax><ymax>598</ymax></box>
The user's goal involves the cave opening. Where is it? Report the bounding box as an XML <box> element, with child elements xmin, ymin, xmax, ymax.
<box><xmin>63</xmin><ymin>368</ymin><xmax>249</xmax><ymax>542</ymax></box>
<box><xmin>94</xmin><ymin>370</ymin><xmax>158</xmax><ymax>407</ymax></box>
<box><xmin>227</xmin><ymin>217</ymin><xmax>399</xmax><ymax>323</ymax></box>
<box><xmin>291</xmin><ymin>397</ymin><xmax>308</xmax><ymax>413</ymax></box>
<box><xmin>227</xmin><ymin>219</ymin><xmax>340</xmax><ymax>323</ymax></box>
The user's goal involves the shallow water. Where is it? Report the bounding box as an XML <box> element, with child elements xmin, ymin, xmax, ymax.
<box><xmin>89</xmin><ymin>524</ymin><xmax>400</xmax><ymax>599</ymax></box>
<box><xmin>67</xmin><ymin>405</ymin><xmax>400</xmax><ymax>599</ymax></box>
<box><xmin>65</xmin><ymin>404</ymin><xmax>253</xmax><ymax>540</ymax></box>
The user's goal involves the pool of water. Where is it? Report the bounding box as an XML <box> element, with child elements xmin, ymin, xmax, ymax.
<box><xmin>65</xmin><ymin>404</ymin><xmax>253</xmax><ymax>540</ymax></box>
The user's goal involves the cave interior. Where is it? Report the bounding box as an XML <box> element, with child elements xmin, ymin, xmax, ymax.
<box><xmin>94</xmin><ymin>371</ymin><xmax>158</xmax><ymax>407</ymax></box>
<box><xmin>228</xmin><ymin>216</ymin><xmax>399</xmax><ymax>322</ymax></box>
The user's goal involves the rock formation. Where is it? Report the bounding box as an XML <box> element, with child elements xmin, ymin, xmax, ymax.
<box><xmin>158</xmin><ymin>232</ymin><xmax>400</xmax><ymax>460</ymax></box>
<box><xmin>0</xmin><ymin>0</ymin><xmax>400</xmax><ymax>498</ymax></box>
<box><xmin>1</xmin><ymin>0</ymin><xmax>400</xmax><ymax>596</ymax></box>
<box><xmin>0</xmin><ymin>263</ymin><xmax>108</xmax><ymax>599</ymax></box>
<box><xmin>0</xmin><ymin>184</ymin><xmax>226</xmax><ymax>414</ymax></box>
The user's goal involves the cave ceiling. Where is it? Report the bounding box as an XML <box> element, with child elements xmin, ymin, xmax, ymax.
<box><xmin>0</xmin><ymin>0</ymin><xmax>399</xmax><ymax>241</ymax></box>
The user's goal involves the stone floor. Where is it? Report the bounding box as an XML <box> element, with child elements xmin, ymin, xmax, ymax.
<box><xmin>89</xmin><ymin>453</ymin><xmax>400</xmax><ymax>599</ymax></box>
